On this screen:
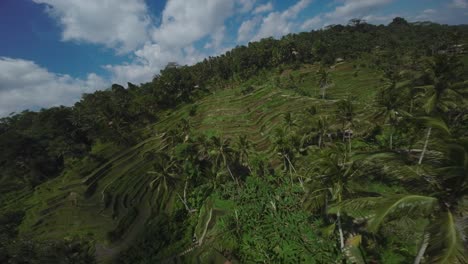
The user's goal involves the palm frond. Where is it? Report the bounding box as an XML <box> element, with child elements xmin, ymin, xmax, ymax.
<box><xmin>367</xmin><ymin>195</ymin><xmax>436</xmax><ymax>232</ymax></box>
<box><xmin>352</xmin><ymin>150</ymin><xmax>402</xmax><ymax>162</ymax></box>
<box><xmin>332</xmin><ymin>195</ymin><xmax>437</xmax><ymax>232</ymax></box>
<box><xmin>302</xmin><ymin>188</ymin><xmax>329</xmax><ymax>212</ymax></box>
<box><xmin>415</xmin><ymin>116</ymin><xmax>450</xmax><ymax>135</ymax></box>
<box><xmin>426</xmin><ymin>211</ymin><xmax>467</xmax><ymax>264</ymax></box>
<box><xmin>343</xmin><ymin>234</ymin><xmax>366</xmax><ymax>264</ymax></box>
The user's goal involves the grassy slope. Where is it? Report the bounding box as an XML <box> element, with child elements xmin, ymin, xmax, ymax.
<box><xmin>9</xmin><ymin>61</ymin><xmax>384</xmax><ymax>257</ymax></box>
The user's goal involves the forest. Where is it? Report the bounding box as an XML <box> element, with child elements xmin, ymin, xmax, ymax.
<box><xmin>0</xmin><ymin>17</ymin><xmax>467</xmax><ymax>263</ymax></box>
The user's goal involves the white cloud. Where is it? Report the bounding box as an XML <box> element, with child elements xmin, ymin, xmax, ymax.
<box><xmin>105</xmin><ymin>43</ymin><xmax>207</xmax><ymax>85</ymax></box>
<box><xmin>204</xmin><ymin>26</ymin><xmax>226</xmax><ymax>49</ymax></box>
<box><xmin>32</xmin><ymin>0</ymin><xmax>151</xmax><ymax>53</ymax></box>
<box><xmin>108</xmin><ymin>0</ymin><xmax>238</xmax><ymax>85</ymax></box>
<box><xmin>423</xmin><ymin>9</ymin><xmax>436</xmax><ymax>14</ymax></box>
<box><xmin>253</xmin><ymin>0</ymin><xmax>312</xmax><ymax>40</ymax></box>
<box><xmin>253</xmin><ymin>2</ymin><xmax>273</xmax><ymax>14</ymax></box>
<box><xmin>237</xmin><ymin>17</ymin><xmax>261</xmax><ymax>42</ymax></box>
<box><xmin>450</xmin><ymin>0</ymin><xmax>468</xmax><ymax>8</ymax></box>
<box><xmin>0</xmin><ymin>57</ymin><xmax>107</xmax><ymax>116</ymax></box>
<box><xmin>151</xmin><ymin>0</ymin><xmax>234</xmax><ymax>48</ymax></box>
<box><xmin>301</xmin><ymin>16</ymin><xmax>322</xmax><ymax>30</ymax></box>
<box><xmin>239</xmin><ymin>0</ymin><xmax>257</xmax><ymax>13</ymax></box>
<box><xmin>363</xmin><ymin>14</ymin><xmax>399</xmax><ymax>24</ymax></box>
<box><xmin>324</xmin><ymin>0</ymin><xmax>394</xmax><ymax>25</ymax></box>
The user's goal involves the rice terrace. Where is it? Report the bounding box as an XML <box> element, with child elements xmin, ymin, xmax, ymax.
<box><xmin>0</xmin><ymin>1</ymin><xmax>467</xmax><ymax>263</ymax></box>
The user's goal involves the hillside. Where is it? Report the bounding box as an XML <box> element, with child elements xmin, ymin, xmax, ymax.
<box><xmin>1</xmin><ymin>18</ymin><xmax>467</xmax><ymax>264</ymax></box>
<box><xmin>10</xmin><ymin>62</ymin><xmax>380</xmax><ymax>259</ymax></box>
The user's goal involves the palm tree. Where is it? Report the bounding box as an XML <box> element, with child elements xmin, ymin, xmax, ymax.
<box><xmin>177</xmin><ymin>118</ymin><xmax>192</xmax><ymax>141</ymax></box>
<box><xmin>336</xmin><ymin>99</ymin><xmax>355</xmax><ymax>152</ymax></box>
<box><xmin>315</xmin><ymin>115</ymin><xmax>332</xmax><ymax>149</ymax></box>
<box><xmin>415</xmin><ymin>55</ymin><xmax>464</xmax><ymax>164</ymax></box>
<box><xmin>283</xmin><ymin>112</ymin><xmax>297</xmax><ymax>132</ymax></box>
<box><xmin>317</xmin><ymin>66</ymin><xmax>332</xmax><ymax>99</ymax></box>
<box><xmin>147</xmin><ymin>152</ymin><xmax>181</xmax><ymax>205</ymax></box>
<box><xmin>300</xmin><ymin>115</ymin><xmax>332</xmax><ymax>150</ymax></box>
<box><xmin>335</xmin><ymin>138</ymin><xmax>468</xmax><ymax>263</ymax></box>
<box><xmin>234</xmin><ymin>135</ymin><xmax>252</xmax><ymax>171</ymax></box>
<box><xmin>373</xmin><ymin>82</ymin><xmax>407</xmax><ymax>149</ymax></box>
<box><xmin>303</xmin><ymin>143</ymin><xmax>360</xmax><ymax>250</ymax></box>
<box><xmin>165</xmin><ymin>127</ymin><xmax>183</xmax><ymax>147</ymax></box>
<box><xmin>336</xmin><ymin>99</ymin><xmax>354</xmax><ymax>131</ymax></box>
<box><xmin>207</xmin><ymin>136</ymin><xmax>238</xmax><ymax>187</ymax></box>
<box><xmin>272</xmin><ymin>128</ymin><xmax>297</xmax><ymax>175</ymax></box>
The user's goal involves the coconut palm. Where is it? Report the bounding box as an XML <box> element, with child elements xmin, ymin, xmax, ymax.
<box><xmin>336</xmin><ymin>99</ymin><xmax>355</xmax><ymax>131</ymax></box>
<box><xmin>373</xmin><ymin>82</ymin><xmax>407</xmax><ymax>149</ymax></box>
<box><xmin>283</xmin><ymin>112</ymin><xmax>297</xmax><ymax>132</ymax></box>
<box><xmin>207</xmin><ymin>136</ymin><xmax>238</xmax><ymax>186</ymax></box>
<box><xmin>317</xmin><ymin>66</ymin><xmax>332</xmax><ymax>99</ymax></box>
<box><xmin>272</xmin><ymin>128</ymin><xmax>298</xmax><ymax>174</ymax></box>
<box><xmin>303</xmin><ymin>143</ymin><xmax>361</xmax><ymax>250</ymax></box>
<box><xmin>176</xmin><ymin>118</ymin><xmax>192</xmax><ymax>141</ymax></box>
<box><xmin>336</xmin><ymin>98</ymin><xmax>355</xmax><ymax>153</ymax></box>
<box><xmin>234</xmin><ymin>135</ymin><xmax>252</xmax><ymax>170</ymax></box>
<box><xmin>415</xmin><ymin>55</ymin><xmax>465</xmax><ymax>164</ymax></box>
<box><xmin>335</xmin><ymin>138</ymin><xmax>468</xmax><ymax>263</ymax></box>
<box><xmin>147</xmin><ymin>152</ymin><xmax>181</xmax><ymax>204</ymax></box>
<box><xmin>299</xmin><ymin>115</ymin><xmax>332</xmax><ymax>150</ymax></box>
<box><xmin>315</xmin><ymin>115</ymin><xmax>332</xmax><ymax>149</ymax></box>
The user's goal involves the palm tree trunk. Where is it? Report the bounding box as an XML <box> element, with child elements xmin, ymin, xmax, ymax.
<box><xmin>348</xmin><ymin>136</ymin><xmax>352</xmax><ymax>152</ymax></box>
<box><xmin>337</xmin><ymin>210</ymin><xmax>345</xmax><ymax>250</ymax></box>
<box><xmin>177</xmin><ymin>193</ymin><xmax>191</xmax><ymax>212</ymax></box>
<box><xmin>285</xmin><ymin>155</ymin><xmax>302</xmax><ymax>189</ymax></box>
<box><xmin>227</xmin><ymin>165</ymin><xmax>240</xmax><ymax>188</ymax></box>
<box><xmin>418</xmin><ymin>127</ymin><xmax>432</xmax><ymax>165</ymax></box>
<box><xmin>389</xmin><ymin>132</ymin><xmax>393</xmax><ymax>150</ymax></box>
<box><xmin>318</xmin><ymin>134</ymin><xmax>322</xmax><ymax>148</ymax></box>
<box><xmin>414</xmin><ymin>233</ymin><xmax>430</xmax><ymax>264</ymax></box>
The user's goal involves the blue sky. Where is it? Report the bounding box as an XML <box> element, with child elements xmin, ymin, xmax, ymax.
<box><xmin>0</xmin><ymin>0</ymin><xmax>467</xmax><ymax>116</ymax></box>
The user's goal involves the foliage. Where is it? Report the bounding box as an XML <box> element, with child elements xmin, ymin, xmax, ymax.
<box><xmin>216</xmin><ymin>177</ymin><xmax>340</xmax><ymax>263</ymax></box>
<box><xmin>0</xmin><ymin>17</ymin><xmax>467</xmax><ymax>264</ymax></box>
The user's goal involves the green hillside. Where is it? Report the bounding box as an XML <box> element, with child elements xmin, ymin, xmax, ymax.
<box><xmin>13</xmin><ymin>62</ymin><xmax>381</xmax><ymax>256</ymax></box>
<box><xmin>1</xmin><ymin>18</ymin><xmax>467</xmax><ymax>264</ymax></box>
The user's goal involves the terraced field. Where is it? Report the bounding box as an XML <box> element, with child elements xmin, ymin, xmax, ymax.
<box><xmin>12</xmin><ymin>62</ymin><xmax>384</xmax><ymax>261</ymax></box>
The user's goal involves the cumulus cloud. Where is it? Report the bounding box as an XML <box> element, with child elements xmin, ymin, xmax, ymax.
<box><xmin>0</xmin><ymin>57</ymin><xmax>107</xmax><ymax>116</ymax></box>
<box><xmin>253</xmin><ymin>0</ymin><xmax>312</xmax><ymax>40</ymax></box>
<box><xmin>107</xmin><ymin>0</ymin><xmax>316</xmax><ymax>84</ymax></box>
<box><xmin>450</xmin><ymin>0</ymin><xmax>468</xmax><ymax>8</ymax></box>
<box><xmin>108</xmin><ymin>0</ymin><xmax>238</xmax><ymax>85</ymax></box>
<box><xmin>204</xmin><ymin>26</ymin><xmax>227</xmax><ymax>50</ymax></box>
<box><xmin>301</xmin><ymin>16</ymin><xmax>322</xmax><ymax>30</ymax></box>
<box><xmin>32</xmin><ymin>0</ymin><xmax>151</xmax><ymax>53</ymax></box>
<box><xmin>105</xmin><ymin>42</ymin><xmax>207</xmax><ymax>85</ymax></box>
<box><xmin>237</xmin><ymin>17</ymin><xmax>262</xmax><ymax>42</ymax></box>
<box><xmin>151</xmin><ymin>0</ymin><xmax>234</xmax><ymax>48</ymax></box>
<box><xmin>239</xmin><ymin>0</ymin><xmax>257</xmax><ymax>13</ymax></box>
<box><xmin>323</xmin><ymin>0</ymin><xmax>394</xmax><ymax>25</ymax></box>
<box><xmin>253</xmin><ymin>2</ymin><xmax>273</xmax><ymax>14</ymax></box>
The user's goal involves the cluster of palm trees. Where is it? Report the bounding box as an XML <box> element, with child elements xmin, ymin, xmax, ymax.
<box><xmin>298</xmin><ymin>55</ymin><xmax>467</xmax><ymax>263</ymax></box>
<box><xmin>143</xmin><ymin>55</ymin><xmax>466</xmax><ymax>263</ymax></box>
<box><xmin>145</xmin><ymin>120</ymin><xmax>258</xmax><ymax>212</ymax></box>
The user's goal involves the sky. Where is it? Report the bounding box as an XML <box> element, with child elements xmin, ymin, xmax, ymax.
<box><xmin>0</xmin><ymin>0</ymin><xmax>467</xmax><ymax>116</ymax></box>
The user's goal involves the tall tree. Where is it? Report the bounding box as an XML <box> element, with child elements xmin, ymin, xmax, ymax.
<box><xmin>317</xmin><ymin>66</ymin><xmax>332</xmax><ymax>99</ymax></box>
<box><xmin>417</xmin><ymin>55</ymin><xmax>464</xmax><ymax>164</ymax></box>
<box><xmin>336</xmin><ymin>138</ymin><xmax>468</xmax><ymax>263</ymax></box>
